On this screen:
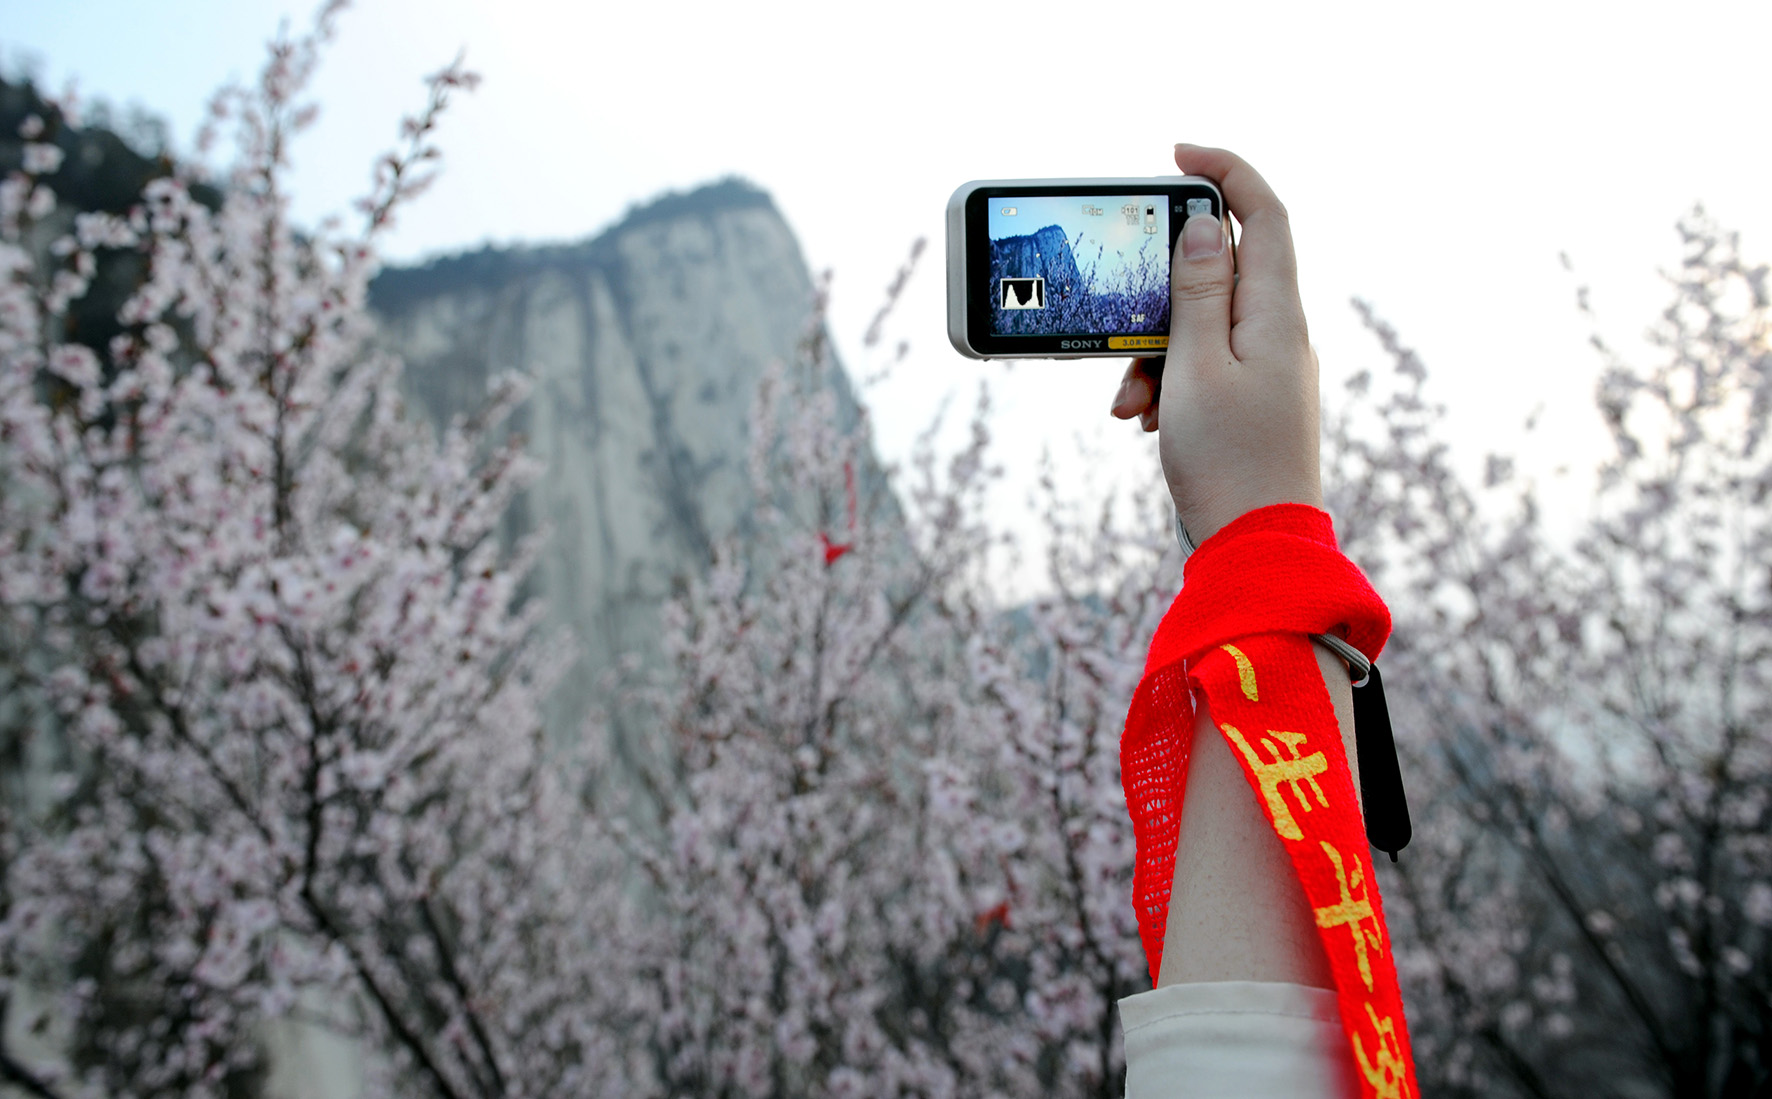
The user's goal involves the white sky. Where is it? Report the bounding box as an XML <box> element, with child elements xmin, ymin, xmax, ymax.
<box><xmin>7</xmin><ymin>0</ymin><xmax>1770</xmax><ymax>592</ymax></box>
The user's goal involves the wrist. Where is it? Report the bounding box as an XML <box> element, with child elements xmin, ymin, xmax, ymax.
<box><xmin>1148</xmin><ymin>501</ymin><xmax>1389</xmax><ymax>680</ymax></box>
<box><xmin>1173</xmin><ymin>491</ymin><xmax>1326</xmax><ymax>554</ymax></box>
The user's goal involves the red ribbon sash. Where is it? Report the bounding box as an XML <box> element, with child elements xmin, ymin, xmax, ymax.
<box><xmin>1120</xmin><ymin>504</ymin><xmax>1418</xmax><ymax>1097</ymax></box>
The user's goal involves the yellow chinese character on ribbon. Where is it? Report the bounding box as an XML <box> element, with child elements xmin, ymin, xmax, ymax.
<box><xmin>1219</xmin><ymin>643</ymin><xmax>1259</xmax><ymax>701</ymax></box>
<box><xmin>1353</xmin><ymin>1002</ymin><xmax>1411</xmax><ymax>1099</ymax></box>
<box><xmin>1314</xmin><ymin>841</ymin><xmax>1385</xmax><ymax>991</ymax></box>
<box><xmin>1220</xmin><ymin>724</ymin><xmax>1329</xmax><ymax>841</ymax></box>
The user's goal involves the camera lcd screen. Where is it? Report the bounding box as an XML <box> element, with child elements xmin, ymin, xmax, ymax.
<box><xmin>988</xmin><ymin>195</ymin><xmax>1172</xmax><ymax>338</ymax></box>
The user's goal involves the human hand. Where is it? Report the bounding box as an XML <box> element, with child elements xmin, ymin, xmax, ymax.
<box><xmin>1109</xmin><ymin>145</ymin><xmax>1321</xmax><ymax>545</ymax></box>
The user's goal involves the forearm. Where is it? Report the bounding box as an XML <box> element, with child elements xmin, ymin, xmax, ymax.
<box><xmin>1157</xmin><ymin>642</ymin><xmax>1359</xmax><ymax>988</ymax></box>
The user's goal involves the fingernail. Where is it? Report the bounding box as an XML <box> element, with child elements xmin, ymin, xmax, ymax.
<box><xmin>1182</xmin><ymin>214</ymin><xmax>1223</xmax><ymax>260</ymax></box>
<box><xmin>1111</xmin><ymin>378</ymin><xmax>1131</xmax><ymax>415</ymax></box>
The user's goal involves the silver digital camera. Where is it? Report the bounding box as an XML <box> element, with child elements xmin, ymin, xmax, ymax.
<box><xmin>945</xmin><ymin>176</ymin><xmax>1224</xmax><ymax>359</ymax></box>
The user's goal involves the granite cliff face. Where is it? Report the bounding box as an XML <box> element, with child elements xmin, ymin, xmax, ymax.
<box><xmin>988</xmin><ymin>224</ymin><xmax>1084</xmax><ymax>335</ymax></box>
<box><xmin>989</xmin><ymin>223</ymin><xmax>1081</xmax><ymax>292</ymax></box>
<box><xmin>370</xmin><ymin>180</ymin><xmax>873</xmax><ymax>742</ymax></box>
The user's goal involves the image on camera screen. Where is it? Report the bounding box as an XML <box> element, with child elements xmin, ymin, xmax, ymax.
<box><xmin>988</xmin><ymin>195</ymin><xmax>1169</xmax><ymax>337</ymax></box>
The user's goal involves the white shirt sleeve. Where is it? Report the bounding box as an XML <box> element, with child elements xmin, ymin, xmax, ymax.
<box><xmin>1119</xmin><ymin>980</ymin><xmax>1359</xmax><ymax>1099</ymax></box>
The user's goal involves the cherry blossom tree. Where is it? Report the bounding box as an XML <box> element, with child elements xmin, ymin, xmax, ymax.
<box><xmin>959</xmin><ymin>464</ymin><xmax>1176</xmax><ymax>1096</ymax></box>
<box><xmin>1327</xmin><ymin>214</ymin><xmax>1772</xmax><ymax>1097</ymax></box>
<box><xmin>580</xmin><ymin>286</ymin><xmax>1176</xmax><ymax>1097</ymax></box>
<box><xmin>0</xmin><ymin>9</ymin><xmax>620</xmax><ymax>1098</ymax></box>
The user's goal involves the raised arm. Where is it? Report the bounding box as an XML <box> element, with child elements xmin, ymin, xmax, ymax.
<box><xmin>1109</xmin><ymin>146</ymin><xmax>1412</xmax><ymax>1099</ymax></box>
<box><xmin>1111</xmin><ymin>143</ymin><xmax>1361</xmax><ymax>989</ymax></box>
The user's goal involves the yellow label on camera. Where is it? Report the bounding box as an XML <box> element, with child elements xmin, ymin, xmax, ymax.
<box><xmin>1109</xmin><ymin>336</ymin><xmax>1169</xmax><ymax>351</ymax></box>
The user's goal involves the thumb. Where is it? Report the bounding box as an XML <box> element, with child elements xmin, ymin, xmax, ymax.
<box><xmin>1169</xmin><ymin>213</ymin><xmax>1234</xmax><ymax>367</ymax></box>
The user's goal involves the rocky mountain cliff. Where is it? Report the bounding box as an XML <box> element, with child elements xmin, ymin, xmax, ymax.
<box><xmin>988</xmin><ymin>224</ymin><xmax>1083</xmax><ymax>334</ymax></box>
<box><xmin>370</xmin><ymin>179</ymin><xmax>879</xmax><ymax>747</ymax></box>
<box><xmin>4</xmin><ymin>70</ymin><xmax>880</xmax><ymax>752</ymax></box>
<box><xmin>990</xmin><ymin>223</ymin><xmax>1080</xmax><ymax>289</ymax></box>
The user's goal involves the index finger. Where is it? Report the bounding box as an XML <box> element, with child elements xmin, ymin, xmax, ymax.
<box><xmin>1112</xmin><ymin>356</ymin><xmax>1165</xmax><ymax>420</ymax></box>
<box><xmin>1173</xmin><ymin>144</ymin><xmax>1303</xmax><ymax>328</ymax></box>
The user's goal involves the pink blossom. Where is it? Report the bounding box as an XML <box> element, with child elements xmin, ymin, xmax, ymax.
<box><xmin>22</xmin><ymin>142</ymin><xmax>65</xmax><ymax>176</ymax></box>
